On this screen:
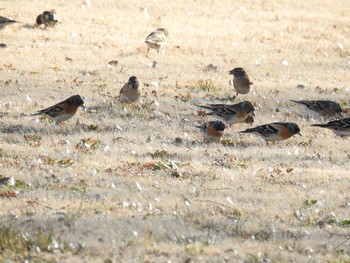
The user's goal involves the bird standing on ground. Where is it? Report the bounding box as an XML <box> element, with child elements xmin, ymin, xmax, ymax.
<box><xmin>196</xmin><ymin>120</ymin><xmax>226</xmax><ymax>143</ymax></box>
<box><xmin>32</xmin><ymin>95</ymin><xmax>84</xmax><ymax>124</ymax></box>
<box><xmin>311</xmin><ymin>118</ymin><xmax>350</xmax><ymax>137</ymax></box>
<box><xmin>0</xmin><ymin>16</ymin><xmax>17</xmax><ymax>30</ymax></box>
<box><xmin>229</xmin><ymin>67</ymin><xmax>253</xmax><ymax>99</ymax></box>
<box><xmin>240</xmin><ymin>122</ymin><xmax>301</xmax><ymax>142</ymax></box>
<box><xmin>118</xmin><ymin>76</ymin><xmax>141</xmax><ymax>103</ymax></box>
<box><xmin>145</xmin><ymin>28</ymin><xmax>168</xmax><ymax>53</ymax></box>
<box><xmin>197</xmin><ymin>101</ymin><xmax>255</xmax><ymax>126</ymax></box>
<box><xmin>290</xmin><ymin>99</ymin><xmax>343</xmax><ymax>118</ymax></box>
<box><xmin>36</xmin><ymin>10</ymin><xmax>58</xmax><ymax>28</ymax></box>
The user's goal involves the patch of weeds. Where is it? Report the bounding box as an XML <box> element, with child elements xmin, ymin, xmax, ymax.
<box><xmin>185</xmin><ymin>242</ymin><xmax>204</xmax><ymax>255</ymax></box>
<box><xmin>253</xmin><ymin>228</ymin><xmax>272</xmax><ymax>241</ymax></box>
<box><xmin>75</xmin><ymin>138</ymin><xmax>101</xmax><ymax>153</ymax></box>
<box><xmin>42</xmin><ymin>157</ymin><xmax>56</xmax><ymax>166</ymax></box>
<box><xmin>303</xmin><ymin>199</ymin><xmax>318</xmax><ymax>207</ymax></box>
<box><xmin>85</xmin><ymin>105</ymin><xmax>106</xmax><ymax>114</ymax></box>
<box><xmin>245</xmin><ymin>251</ymin><xmax>271</xmax><ymax>263</ymax></box>
<box><xmin>14</xmin><ymin>179</ymin><xmax>27</xmax><ymax>189</ymax></box>
<box><xmin>220</xmin><ymin>138</ymin><xmax>235</xmax><ymax>147</ymax></box>
<box><xmin>117</xmin><ymin>101</ymin><xmax>154</xmax><ymax>120</ymax></box>
<box><xmin>57</xmin><ymin>158</ymin><xmax>74</xmax><ymax>168</ymax></box>
<box><xmin>0</xmin><ymin>148</ymin><xmax>4</xmax><ymax>158</ymax></box>
<box><xmin>70</xmin><ymin>186</ymin><xmax>86</xmax><ymax>193</ymax></box>
<box><xmin>82</xmin><ymin>124</ymin><xmax>99</xmax><ymax>132</ymax></box>
<box><xmin>151</xmin><ymin>150</ymin><xmax>171</xmax><ymax>159</ymax></box>
<box><xmin>189</xmin><ymin>79</ymin><xmax>221</xmax><ymax>92</ymax></box>
<box><xmin>97</xmin><ymin>82</ymin><xmax>108</xmax><ymax>89</ymax></box>
<box><xmin>23</xmin><ymin>134</ymin><xmax>42</xmax><ymax>147</ymax></box>
<box><xmin>340</xmin><ymin>219</ymin><xmax>350</xmax><ymax>227</ymax></box>
<box><xmin>174</xmin><ymin>93</ymin><xmax>192</xmax><ymax>102</ymax></box>
<box><xmin>214</xmin><ymin>154</ymin><xmax>248</xmax><ymax>169</ymax></box>
<box><xmin>0</xmin><ymin>224</ymin><xmax>58</xmax><ymax>259</ymax></box>
<box><xmin>138</xmin><ymin>161</ymin><xmax>189</xmax><ymax>178</ymax></box>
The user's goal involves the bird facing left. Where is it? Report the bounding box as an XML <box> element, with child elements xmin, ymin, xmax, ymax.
<box><xmin>32</xmin><ymin>95</ymin><xmax>84</xmax><ymax>124</ymax></box>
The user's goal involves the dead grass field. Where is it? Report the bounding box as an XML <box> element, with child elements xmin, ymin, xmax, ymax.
<box><xmin>1</xmin><ymin>0</ymin><xmax>350</xmax><ymax>262</ymax></box>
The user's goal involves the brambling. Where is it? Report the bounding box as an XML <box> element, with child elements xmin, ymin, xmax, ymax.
<box><xmin>290</xmin><ymin>99</ymin><xmax>343</xmax><ymax>117</ymax></box>
<box><xmin>118</xmin><ymin>76</ymin><xmax>141</xmax><ymax>103</ymax></box>
<box><xmin>36</xmin><ymin>10</ymin><xmax>58</xmax><ymax>28</ymax></box>
<box><xmin>311</xmin><ymin>118</ymin><xmax>350</xmax><ymax>137</ymax></box>
<box><xmin>240</xmin><ymin>122</ymin><xmax>301</xmax><ymax>142</ymax></box>
<box><xmin>145</xmin><ymin>28</ymin><xmax>168</xmax><ymax>53</ymax></box>
<box><xmin>229</xmin><ymin>67</ymin><xmax>253</xmax><ymax>98</ymax></box>
<box><xmin>0</xmin><ymin>16</ymin><xmax>17</xmax><ymax>30</ymax></box>
<box><xmin>196</xmin><ymin>120</ymin><xmax>226</xmax><ymax>143</ymax></box>
<box><xmin>32</xmin><ymin>95</ymin><xmax>84</xmax><ymax>124</ymax></box>
<box><xmin>197</xmin><ymin>101</ymin><xmax>255</xmax><ymax>126</ymax></box>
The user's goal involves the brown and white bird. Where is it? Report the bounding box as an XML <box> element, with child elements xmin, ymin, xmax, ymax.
<box><xmin>118</xmin><ymin>76</ymin><xmax>141</xmax><ymax>103</ymax></box>
<box><xmin>240</xmin><ymin>122</ymin><xmax>301</xmax><ymax>142</ymax></box>
<box><xmin>197</xmin><ymin>101</ymin><xmax>255</xmax><ymax>126</ymax></box>
<box><xmin>0</xmin><ymin>16</ymin><xmax>17</xmax><ymax>30</ymax></box>
<box><xmin>32</xmin><ymin>95</ymin><xmax>84</xmax><ymax>124</ymax></box>
<box><xmin>145</xmin><ymin>28</ymin><xmax>168</xmax><ymax>53</ymax></box>
<box><xmin>196</xmin><ymin>120</ymin><xmax>226</xmax><ymax>143</ymax></box>
<box><xmin>311</xmin><ymin>118</ymin><xmax>350</xmax><ymax>137</ymax></box>
<box><xmin>36</xmin><ymin>10</ymin><xmax>58</xmax><ymax>28</ymax></box>
<box><xmin>290</xmin><ymin>99</ymin><xmax>343</xmax><ymax>118</ymax></box>
<box><xmin>229</xmin><ymin>67</ymin><xmax>253</xmax><ymax>99</ymax></box>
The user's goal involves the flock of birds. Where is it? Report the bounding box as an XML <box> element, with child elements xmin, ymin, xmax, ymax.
<box><xmin>194</xmin><ymin>67</ymin><xmax>350</xmax><ymax>143</ymax></box>
<box><xmin>1</xmin><ymin>10</ymin><xmax>350</xmax><ymax>145</ymax></box>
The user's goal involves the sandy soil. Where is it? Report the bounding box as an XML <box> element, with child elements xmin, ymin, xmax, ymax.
<box><xmin>1</xmin><ymin>0</ymin><xmax>350</xmax><ymax>262</ymax></box>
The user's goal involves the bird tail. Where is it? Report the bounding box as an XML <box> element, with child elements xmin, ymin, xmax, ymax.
<box><xmin>310</xmin><ymin>124</ymin><xmax>325</xmax><ymax>127</ymax></box>
<box><xmin>290</xmin><ymin>100</ymin><xmax>306</xmax><ymax>105</ymax></box>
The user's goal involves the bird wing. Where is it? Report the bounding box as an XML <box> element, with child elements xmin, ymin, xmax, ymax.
<box><xmin>35</xmin><ymin>105</ymin><xmax>64</xmax><ymax>117</ymax></box>
<box><xmin>146</xmin><ymin>31</ymin><xmax>166</xmax><ymax>43</ymax></box>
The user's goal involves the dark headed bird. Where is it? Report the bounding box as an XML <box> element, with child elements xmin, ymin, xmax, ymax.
<box><xmin>36</xmin><ymin>10</ymin><xmax>58</xmax><ymax>28</ymax></box>
<box><xmin>32</xmin><ymin>95</ymin><xmax>84</xmax><ymax>124</ymax></box>
<box><xmin>240</xmin><ymin>122</ymin><xmax>301</xmax><ymax>142</ymax></box>
<box><xmin>311</xmin><ymin>118</ymin><xmax>350</xmax><ymax>137</ymax></box>
<box><xmin>118</xmin><ymin>76</ymin><xmax>141</xmax><ymax>103</ymax></box>
<box><xmin>291</xmin><ymin>99</ymin><xmax>343</xmax><ymax>117</ymax></box>
<box><xmin>197</xmin><ymin>101</ymin><xmax>255</xmax><ymax>125</ymax></box>
<box><xmin>229</xmin><ymin>67</ymin><xmax>253</xmax><ymax>99</ymax></box>
<box><xmin>196</xmin><ymin>120</ymin><xmax>226</xmax><ymax>143</ymax></box>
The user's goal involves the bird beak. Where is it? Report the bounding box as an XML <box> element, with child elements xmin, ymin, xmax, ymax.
<box><xmin>298</xmin><ymin>132</ymin><xmax>302</xmax><ymax>136</ymax></box>
<box><xmin>250</xmin><ymin>112</ymin><xmax>255</xmax><ymax>117</ymax></box>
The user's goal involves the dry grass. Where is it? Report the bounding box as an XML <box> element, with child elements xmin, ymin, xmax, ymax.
<box><xmin>1</xmin><ymin>0</ymin><xmax>350</xmax><ymax>262</ymax></box>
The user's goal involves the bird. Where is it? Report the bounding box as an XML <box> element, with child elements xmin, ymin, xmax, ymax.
<box><xmin>36</xmin><ymin>10</ymin><xmax>58</xmax><ymax>28</ymax></box>
<box><xmin>118</xmin><ymin>76</ymin><xmax>141</xmax><ymax>103</ymax></box>
<box><xmin>311</xmin><ymin>118</ymin><xmax>350</xmax><ymax>137</ymax></box>
<box><xmin>196</xmin><ymin>120</ymin><xmax>226</xmax><ymax>143</ymax></box>
<box><xmin>240</xmin><ymin>122</ymin><xmax>301</xmax><ymax>142</ymax></box>
<box><xmin>0</xmin><ymin>16</ymin><xmax>17</xmax><ymax>30</ymax></box>
<box><xmin>197</xmin><ymin>101</ymin><xmax>255</xmax><ymax>125</ymax></box>
<box><xmin>145</xmin><ymin>28</ymin><xmax>168</xmax><ymax>53</ymax></box>
<box><xmin>290</xmin><ymin>99</ymin><xmax>343</xmax><ymax>117</ymax></box>
<box><xmin>229</xmin><ymin>67</ymin><xmax>253</xmax><ymax>99</ymax></box>
<box><xmin>32</xmin><ymin>95</ymin><xmax>84</xmax><ymax>124</ymax></box>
